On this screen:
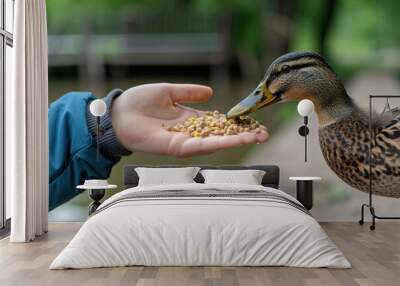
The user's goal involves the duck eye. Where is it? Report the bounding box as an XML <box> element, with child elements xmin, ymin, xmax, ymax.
<box><xmin>281</xmin><ymin>65</ymin><xmax>290</xmax><ymax>72</ymax></box>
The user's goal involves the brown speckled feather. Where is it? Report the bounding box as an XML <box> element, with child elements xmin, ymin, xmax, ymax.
<box><xmin>319</xmin><ymin>111</ymin><xmax>400</xmax><ymax>197</ymax></box>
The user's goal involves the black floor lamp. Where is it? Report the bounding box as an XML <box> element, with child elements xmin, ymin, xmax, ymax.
<box><xmin>297</xmin><ymin>99</ymin><xmax>315</xmax><ymax>162</ymax></box>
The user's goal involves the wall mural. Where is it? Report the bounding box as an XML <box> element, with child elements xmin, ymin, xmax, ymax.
<box><xmin>45</xmin><ymin>1</ymin><xmax>400</xmax><ymax>223</ymax></box>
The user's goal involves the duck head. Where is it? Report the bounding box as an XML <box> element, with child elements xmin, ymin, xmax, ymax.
<box><xmin>227</xmin><ymin>51</ymin><xmax>354</xmax><ymax>125</ymax></box>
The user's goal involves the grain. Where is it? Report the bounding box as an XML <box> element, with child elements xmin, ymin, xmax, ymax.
<box><xmin>166</xmin><ymin>110</ymin><xmax>265</xmax><ymax>137</ymax></box>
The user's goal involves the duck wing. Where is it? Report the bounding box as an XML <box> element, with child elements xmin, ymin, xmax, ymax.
<box><xmin>376</xmin><ymin>115</ymin><xmax>400</xmax><ymax>150</ymax></box>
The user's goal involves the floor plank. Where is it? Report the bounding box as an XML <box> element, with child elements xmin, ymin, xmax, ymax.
<box><xmin>0</xmin><ymin>222</ymin><xmax>399</xmax><ymax>286</ymax></box>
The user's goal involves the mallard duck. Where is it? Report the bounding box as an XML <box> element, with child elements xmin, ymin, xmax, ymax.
<box><xmin>227</xmin><ymin>51</ymin><xmax>400</xmax><ymax>197</ymax></box>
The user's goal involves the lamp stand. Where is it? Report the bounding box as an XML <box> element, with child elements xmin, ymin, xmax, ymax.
<box><xmin>298</xmin><ymin>116</ymin><xmax>309</xmax><ymax>162</ymax></box>
<box><xmin>304</xmin><ymin>116</ymin><xmax>308</xmax><ymax>162</ymax></box>
<box><xmin>96</xmin><ymin>116</ymin><xmax>100</xmax><ymax>160</ymax></box>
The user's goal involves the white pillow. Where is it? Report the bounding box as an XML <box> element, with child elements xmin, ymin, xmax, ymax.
<box><xmin>135</xmin><ymin>167</ymin><xmax>200</xmax><ymax>186</ymax></box>
<box><xmin>200</xmin><ymin>169</ymin><xmax>266</xmax><ymax>185</ymax></box>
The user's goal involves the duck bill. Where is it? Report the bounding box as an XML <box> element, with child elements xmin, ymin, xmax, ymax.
<box><xmin>227</xmin><ymin>83</ymin><xmax>279</xmax><ymax>118</ymax></box>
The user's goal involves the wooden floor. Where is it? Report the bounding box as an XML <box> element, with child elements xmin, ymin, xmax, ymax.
<box><xmin>0</xmin><ymin>222</ymin><xmax>399</xmax><ymax>286</ymax></box>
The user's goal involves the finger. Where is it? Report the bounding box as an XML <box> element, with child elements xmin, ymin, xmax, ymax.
<box><xmin>254</xmin><ymin>130</ymin><xmax>269</xmax><ymax>142</ymax></box>
<box><xmin>179</xmin><ymin>136</ymin><xmax>243</xmax><ymax>157</ymax></box>
<box><xmin>168</xmin><ymin>84</ymin><xmax>213</xmax><ymax>104</ymax></box>
<box><xmin>175</xmin><ymin>103</ymin><xmax>206</xmax><ymax>118</ymax></box>
<box><xmin>177</xmin><ymin>130</ymin><xmax>269</xmax><ymax>157</ymax></box>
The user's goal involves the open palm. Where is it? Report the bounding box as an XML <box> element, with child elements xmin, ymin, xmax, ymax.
<box><xmin>111</xmin><ymin>83</ymin><xmax>268</xmax><ymax>157</ymax></box>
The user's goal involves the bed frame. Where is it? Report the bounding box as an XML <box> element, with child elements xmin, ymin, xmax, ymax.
<box><xmin>123</xmin><ymin>165</ymin><xmax>280</xmax><ymax>189</ymax></box>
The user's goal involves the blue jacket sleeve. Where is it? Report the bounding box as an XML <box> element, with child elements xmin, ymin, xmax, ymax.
<box><xmin>48</xmin><ymin>92</ymin><xmax>120</xmax><ymax>210</ymax></box>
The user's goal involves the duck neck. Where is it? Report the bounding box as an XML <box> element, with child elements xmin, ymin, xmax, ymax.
<box><xmin>312</xmin><ymin>81</ymin><xmax>357</xmax><ymax>127</ymax></box>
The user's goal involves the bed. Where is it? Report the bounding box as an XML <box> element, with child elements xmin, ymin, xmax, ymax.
<box><xmin>50</xmin><ymin>165</ymin><xmax>350</xmax><ymax>269</ymax></box>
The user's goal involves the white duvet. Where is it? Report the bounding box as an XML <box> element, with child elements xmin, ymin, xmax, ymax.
<box><xmin>50</xmin><ymin>183</ymin><xmax>350</xmax><ymax>269</ymax></box>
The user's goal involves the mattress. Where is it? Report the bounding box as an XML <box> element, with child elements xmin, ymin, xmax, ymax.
<box><xmin>50</xmin><ymin>183</ymin><xmax>350</xmax><ymax>269</ymax></box>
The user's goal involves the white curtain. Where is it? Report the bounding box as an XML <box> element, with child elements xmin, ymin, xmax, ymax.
<box><xmin>7</xmin><ymin>0</ymin><xmax>48</xmax><ymax>242</ymax></box>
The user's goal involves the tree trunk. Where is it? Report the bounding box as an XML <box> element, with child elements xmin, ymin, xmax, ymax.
<box><xmin>318</xmin><ymin>0</ymin><xmax>338</xmax><ymax>56</ymax></box>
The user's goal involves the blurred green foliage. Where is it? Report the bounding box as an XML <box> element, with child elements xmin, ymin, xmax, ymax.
<box><xmin>329</xmin><ymin>0</ymin><xmax>400</xmax><ymax>74</ymax></box>
<box><xmin>47</xmin><ymin>0</ymin><xmax>266</xmax><ymax>57</ymax></box>
<box><xmin>47</xmin><ymin>0</ymin><xmax>400</xmax><ymax>74</ymax></box>
<box><xmin>293</xmin><ymin>0</ymin><xmax>400</xmax><ymax>75</ymax></box>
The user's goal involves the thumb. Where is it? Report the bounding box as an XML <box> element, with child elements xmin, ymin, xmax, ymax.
<box><xmin>169</xmin><ymin>84</ymin><xmax>213</xmax><ymax>104</ymax></box>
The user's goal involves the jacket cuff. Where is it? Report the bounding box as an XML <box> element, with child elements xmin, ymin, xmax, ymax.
<box><xmin>87</xmin><ymin>89</ymin><xmax>132</xmax><ymax>159</ymax></box>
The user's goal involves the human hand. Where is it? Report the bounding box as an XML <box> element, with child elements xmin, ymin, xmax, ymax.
<box><xmin>111</xmin><ymin>83</ymin><xmax>268</xmax><ymax>157</ymax></box>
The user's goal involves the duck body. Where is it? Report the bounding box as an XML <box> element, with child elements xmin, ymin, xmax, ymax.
<box><xmin>227</xmin><ymin>51</ymin><xmax>400</xmax><ymax>198</ymax></box>
<box><xmin>319</xmin><ymin>109</ymin><xmax>400</xmax><ymax>197</ymax></box>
